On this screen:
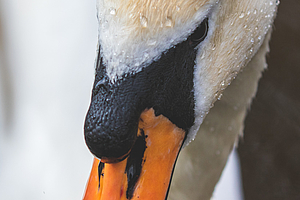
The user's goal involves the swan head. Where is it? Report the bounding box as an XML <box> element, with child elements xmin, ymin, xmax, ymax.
<box><xmin>83</xmin><ymin>0</ymin><xmax>278</xmax><ymax>199</ymax></box>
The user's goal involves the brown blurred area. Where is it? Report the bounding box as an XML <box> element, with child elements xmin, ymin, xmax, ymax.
<box><xmin>238</xmin><ymin>0</ymin><xmax>300</xmax><ymax>199</ymax></box>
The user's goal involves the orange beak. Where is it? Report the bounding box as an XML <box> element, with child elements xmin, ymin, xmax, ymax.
<box><xmin>83</xmin><ymin>108</ymin><xmax>186</xmax><ymax>200</ymax></box>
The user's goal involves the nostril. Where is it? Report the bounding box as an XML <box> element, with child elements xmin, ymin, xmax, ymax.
<box><xmin>93</xmin><ymin>78</ymin><xmax>108</xmax><ymax>96</ymax></box>
<box><xmin>95</xmin><ymin>78</ymin><xmax>106</xmax><ymax>89</ymax></box>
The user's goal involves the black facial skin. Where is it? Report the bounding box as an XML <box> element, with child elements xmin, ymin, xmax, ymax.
<box><xmin>85</xmin><ymin>18</ymin><xmax>208</xmax><ymax>200</ymax></box>
<box><xmin>84</xmin><ymin>18</ymin><xmax>208</xmax><ymax>160</ymax></box>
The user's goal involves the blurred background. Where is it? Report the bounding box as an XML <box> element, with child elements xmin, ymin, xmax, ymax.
<box><xmin>0</xmin><ymin>0</ymin><xmax>298</xmax><ymax>199</ymax></box>
<box><xmin>0</xmin><ymin>0</ymin><xmax>97</xmax><ymax>199</ymax></box>
<box><xmin>238</xmin><ymin>0</ymin><xmax>300</xmax><ymax>199</ymax></box>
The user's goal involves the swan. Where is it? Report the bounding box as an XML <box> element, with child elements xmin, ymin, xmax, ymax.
<box><xmin>83</xmin><ymin>0</ymin><xmax>279</xmax><ymax>199</ymax></box>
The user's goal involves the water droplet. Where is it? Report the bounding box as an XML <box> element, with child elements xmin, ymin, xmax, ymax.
<box><xmin>217</xmin><ymin>93</ymin><xmax>223</xmax><ymax>100</ymax></box>
<box><xmin>147</xmin><ymin>39</ymin><xmax>157</xmax><ymax>46</ymax></box>
<box><xmin>165</xmin><ymin>17</ymin><xmax>173</xmax><ymax>27</ymax></box>
<box><xmin>211</xmin><ymin>44</ymin><xmax>216</xmax><ymax>51</ymax></box>
<box><xmin>276</xmin><ymin>0</ymin><xmax>280</xmax><ymax>5</ymax></box>
<box><xmin>140</xmin><ymin>16</ymin><xmax>148</xmax><ymax>28</ymax></box>
<box><xmin>134</xmin><ymin>62</ymin><xmax>140</xmax><ymax>67</ymax></box>
<box><xmin>176</xmin><ymin>5</ymin><xmax>181</xmax><ymax>12</ymax></box>
<box><xmin>143</xmin><ymin>52</ymin><xmax>149</xmax><ymax>59</ymax></box>
<box><xmin>221</xmin><ymin>80</ymin><xmax>225</xmax><ymax>87</ymax></box>
<box><xmin>201</xmin><ymin>52</ymin><xmax>205</xmax><ymax>60</ymax></box>
<box><xmin>239</xmin><ymin>12</ymin><xmax>245</xmax><ymax>18</ymax></box>
<box><xmin>253</xmin><ymin>9</ymin><xmax>257</xmax><ymax>15</ymax></box>
<box><xmin>109</xmin><ymin>8</ymin><xmax>116</xmax><ymax>15</ymax></box>
<box><xmin>102</xmin><ymin>20</ymin><xmax>109</xmax><ymax>29</ymax></box>
<box><xmin>258</xmin><ymin>35</ymin><xmax>262</xmax><ymax>40</ymax></box>
<box><xmin>250</xmin><ymin>38</ymin><xmax>254</xmax><ymax>43</ymax></box>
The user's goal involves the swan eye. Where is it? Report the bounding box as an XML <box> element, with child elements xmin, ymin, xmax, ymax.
<box><xmin>189</xmin><ymin>18</ymin><xmax>209</xmax><ymax>48</ymax></box>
